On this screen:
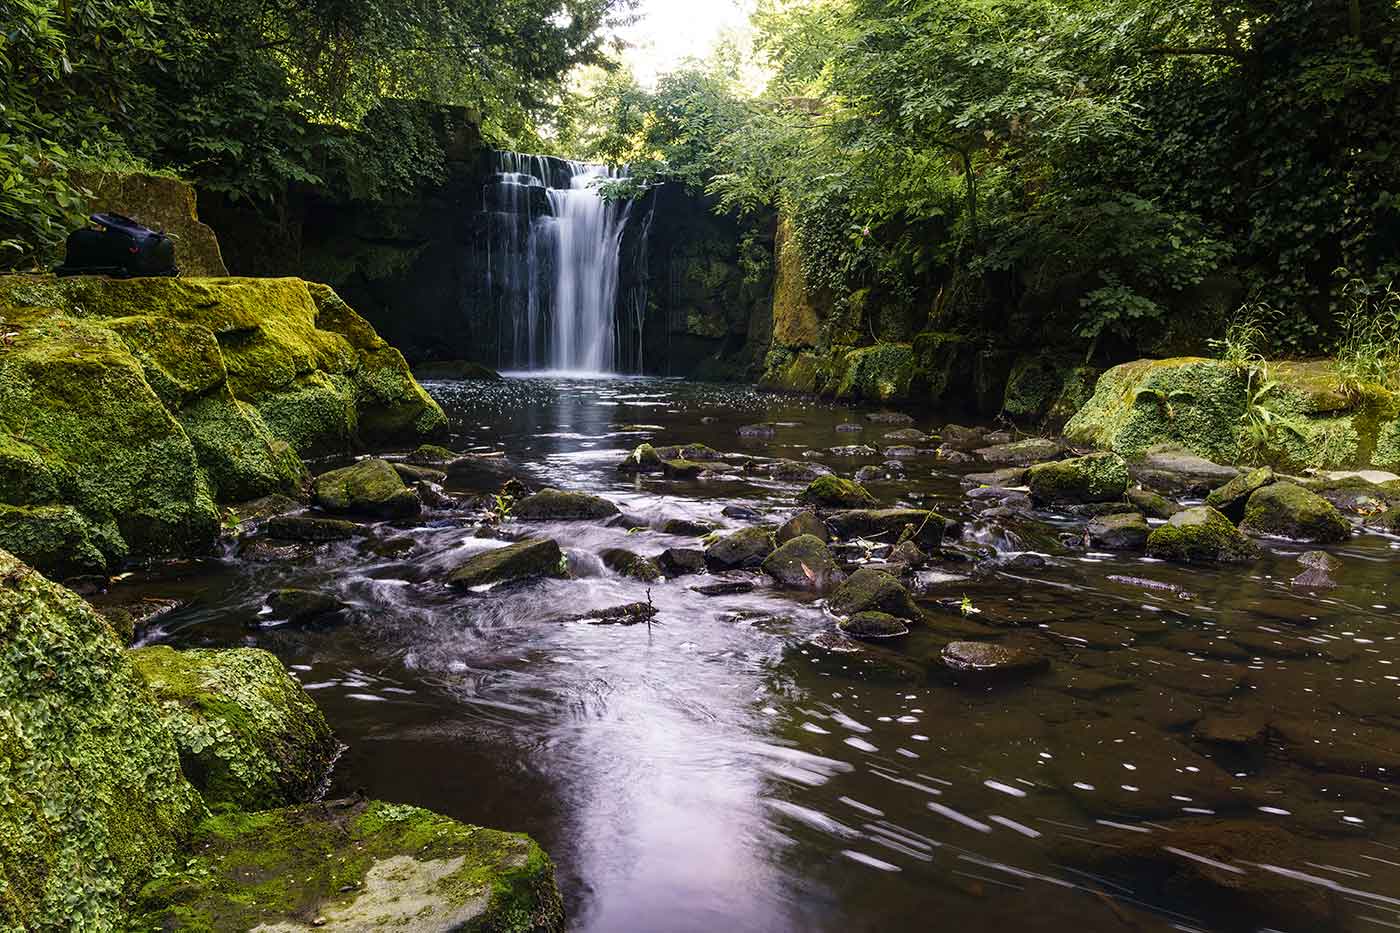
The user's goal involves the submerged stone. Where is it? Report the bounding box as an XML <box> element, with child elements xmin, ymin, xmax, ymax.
<box><xmin>798</xmin><ymin>475</ymin><xmax>877</xmax><ymax>510</ymax></box>
<box><xmin>1204</xmin><ymin>466</ymin><xmax>1275</xmax><ymax>522</ymax></box>
<box><xmin>514</xmin><ymin>488</ymin><xmax>620</xmax><ymax>521</ymax></box>
<box><xmin>937</xmin><ymin>641</ymin><xmax>1047</xmax><ymax>677</ymax></box>
<box><xmin>761</xmin><ymin>534</ymin><xmax>846</xmax><ymax>592</ymax></box>
<box><xmin>705</xmin><ymin>527</ymin><xmax>776</xmax><ymax>570</ymax></box>
<box><xmin>865</xmin><ymin>412</ymin><xmax>914</xmax><ymax>425</ymax></box>
<box><xmin>1027</xmin><ymin>452</ymin><xmax>1129</xmax><ymax>504</ymax></box>
<box><xmin>1146</xmin><ymin>505</ymin><xmax>1257</xmax><ymax>563</ymax></box>
<box><xmin>265</xmin><ymin>588</ymin><xmax>351</xmax><ymax>626</ymax></box>
<box><xmin>311</xmin><ymin>459</ymin><xmax>421</xmax><ymax>519</ymax></box>
<box><xmin>837</xmin><ymin>611</ymin><xmax>910</xmax><ymax>640</ymax></box>
<box><xmin>692</xmin><ymin>580</ymin><xmax>757</xmax><ymax>596</ymax></box>
<box><xmin>130</xmin><ymin>645</ymin><xmax>338</xmax><ymax>811</ymax></box>
<box><xmin>447</xmin><ymin>539</ymin><xmax>567</xmax><ymax>590</ymax></box>
<box><xmin>131</xmin><ymin>798</ymin><xmax>564</xmax><ymax>933</ymax></box>
<box><xmin>829</xmin><ymin>568</ymin><xmax>919</xmax><ymax>619</ymax></box>
<box><xmin>1239</xmin><ymin>482</ymin><xmax>1351</xmax><ymax>543</ymax></box>
<box><xmin>600</xmin><ymin>548</ymin><xmax>663</xmax><ymax>582</ymax></box>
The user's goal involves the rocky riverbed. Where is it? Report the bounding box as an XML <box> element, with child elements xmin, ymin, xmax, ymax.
<box><xmin>93</xmin><ymin>374</ymin><xmax>1400</xmax><ymax>933</ymax></box>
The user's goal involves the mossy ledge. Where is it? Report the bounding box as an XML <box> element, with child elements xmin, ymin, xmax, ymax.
<box><xmin>1064</xmin><ymin>357</ymin><xmax>1399</xmax><ymax>471</ymax></box>
<box><xmin>0</xmin><ymin>276</ymin><xmax>446</xmax><ymax>577</ymax></box>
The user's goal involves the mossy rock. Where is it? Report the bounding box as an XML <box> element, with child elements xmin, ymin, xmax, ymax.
<box><xmin>975</xmin><ymin>438</ymin><xmax>1066</xmax><ymax>465</ymax></box>
<box><xmin>1239</xmin><ymin>482</ymin><xmax>1351</xmax><ymax>544</ymax></box>
<box><xmin>837</xmin><ymin>611</ymin><xmax>909</xmax><ymax>640</ymax></box>
<box><xmin>130</xmin><ymin>646</ymin><xmax>338</xmax><ymax>812</ymax></box>
<box><xmin>600</xmin><ymin>548</ymin><xmax>662</xmax><ymax>582</ymax></box>
<box><xmin>1001</xmin><ymin>353</ymin><xmax>1077</xmax><ymax>422</ymax></box>
<box><xmin>761</xmin><ymin>534</ymin><xmax>845</xmax><ymax>591</ymax></box>
<box><xmin>447</xmin><ymin>539</ymin><xmax>567</xmax><ymax>590</ymax></box>
<box><xmin>831</xmin><ymin>343</ymin><xmax>917</xmax><ymax>402</ymax></box>
<box><xmin>829</xmin><ymin>568</ymin><xmax>920</xmax><ymax>620</ymax></box>
<box><xmin>311</xmin><ymin>459</ymin><xmax>421</xmax><ymax>519</ymax></box>
<box><xmin>777</xmin><ymin>511</ymin><xmax>828</xmax><ymax>544</ymax></box>
<box><xmin>617</xmin><ymin>444</ymin><xmax>663</xmax><ymax>474</ymax></box>
<box><xmin>798</xmin><ymin>476</ymin><xmax>876</xmax><ymax>510</ymax></box>
<box><xmin>1086</xmin><ymin>512</ymin><xmax>1149</xmax><ymax>550</ymax></box>
<box><xmin>1146</xmin><ymin>506</ymin><xmax>1257</xmax><ymax>563</ymax></box>
<box><xmin>1027</xmin><ymin>453</ymin><xmax>1129</xmax><ymax>504</ymax></box>
<box><xmin>1204</xmin><ymin>466</ymin><xmax>1275</xmax><ymax>523</ymax></box>
<box><xmin>131</xmin><ymin>798</ymin><xmax>564</xmax><ymax>933</ymax></box>
<box><xmin>406</xmin><ymin>444</ymin><xmax>461</xmax><ymax>466</ymax></box>
<box><xmin>0</xmin><ymin>549</ymin><xmax>205</xmax><ymax>930</ymax></box>
<box><xmin>0</xmin><ymin>503</ymin><xmax>112</xmax><ymax>578</ymax></box>
<box><xmin>705</xmin><ymin>526</ymin><xmax>776</xmax><ymax>570</ymax></box>
<box><xmin>514</xmin><ymin>488</ymin><xmax>620</xmax><ymax>521</ymax></box>
<box><xmin>1125</xmin><ymin>487</ymin><xmax>1178</xmax><ymax>519</ymax></box>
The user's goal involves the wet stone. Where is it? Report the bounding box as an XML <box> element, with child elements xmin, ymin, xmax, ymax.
<box><xmin>828</xmin><ymin>444</ymin><xmax>878</xmax><ymax>458</ymax></box>
<box><xmin>1146</xmin><ymin>505</ymin><xmax>1257</xmax><ymax>563</ymax></box>
<box><xmin>570</xmin><ymin>602</ymin><xmax>658</xmax><ymax>626</ymax></box>
<box><xmin>392</xmin><ymin>462</ymin><xmax>448</xmax><ymax>484</ymax></box>
<box><xmin>882</xmin><ymin>428</ymin><xmax>929</xmax><ymax>442</ymax></box>
<box><xmin>265</xmin><ymin>515</ymin><xmax>363</xmax><ymax>543</ymax></box>
<box><xmin>965</xmin><ymin>467</ymin><xmax>1028</xmax><ymax>487</ymax></box>
<box><xmin>1204</xmin><ymin>465</ymin><xmax>1275</xmax><ymax>522</ymax></box>
<box><xmin>975</xmin><ymin>438</ymin><xmax>1065</xmax><ymax>465</ymax></box>
<box><xmin>829</xmin><ymin>568</ymin><xmax>920</xmax><ymax>620</ymax></box>
<box><xmin>1086</xmin><ymin>512</ymin><xmax>1149</xmax><ymax>550</ymax></box>
<box><xmin>865</xmin><ymin>412</ymin><xmax>914</xmax><ymax>425</ymax></box>
<box><xmin>657</xmin><ymin>547</ymin><xmax>706</xmax><ymax>576</ymax></box>
<box><xmin>881</xmin><ymin>445</ymin><xmax>919</xmax><ymax>458</ymax></box>
<box><xmin>600</xmin><ymin>548</ymin><xmax>662</xmax><ymax>582</ymax></box>
<box><xmin>311</xmin><ymin>459</ymin><xmax>421</xmax><ymax>520</ymax></box>
<box><xmin>835</xmin><ymin>423</ymin><xmax>864</xmax><ymax>432</ymax></box>
<box><xmin>447</xmin><ymin>538</ymin><xmax>566</xmax><ymax>590</ymax></box>
<box><xmin>761</xmin><ymin>535</ymin><xmax>845</xmax><ymax>592</ymax></box>
<box><xmin>798</xmin><ymin>476</ymin><xmax>877</xmax><ymax>510</ymax></box>
<box><xmin>705</xmin><ymin>527</ymin><xmax>776</xmax><ymax>570</ymax></box>
<box><xmin>1239</xmin><ymin>482</ymin><xmax>1351</xmax><ymax>544</ymax></box>
<box><xmin>722</xmin><ymin>504</ymin><xmax>763</xmax><ymax>521</ymax></box>
<box><xmin>937</xmin><ymin>641</ymin><xmax>1047</xmax><ymax>678</ymax></box>
<box><xmin>738</xmin><ymin>423</ymin><xmax>777</xmax><ymax>438</ymax></box>
<box><xmin>777</xmin><ymin>511</ymin><xmax>829</xmax><ymax>544</ymax></box>
<box><xmin>691</xmin><ymin>580</ymin><xmax>756</xmax><ymax>596</ymax></box>
<box><xmin>514</xmin><ymin>488</ymin><xmax>620</xmax><ymax>521</ymax></box>
<box><xmin>1125</xmin><ymin>486</ymin><xmax>1179</xmax><ymax>519</ymax></box>
<box><xmin>661</xmin><ymin>518</ymin><xmax>721</xmax><ymax>537</ymax></box>
<box><xmin>837</xmin><ymin>611</ymin><xmax>909</xmax><ymax>641</ymax></box>
<box><xmin>264</xmin><ymin>588</ymin><xmax>350</xmax><ymax>627</ymax></box>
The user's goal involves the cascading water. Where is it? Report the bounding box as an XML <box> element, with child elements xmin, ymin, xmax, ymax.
<box><xmin>482</xmin><ymin>152</ymin><xmax>647</xmax><ymax>373</ymax></box>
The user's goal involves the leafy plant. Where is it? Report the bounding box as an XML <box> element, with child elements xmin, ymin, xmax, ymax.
<box><xmin>1236</xmin><ymin>364</ymin><xmax>1308</xmax><ymax>464</ymax></box>
<box><xmin>1335</xmin><ymin>275</ymin><xmax>1400</xmax><ymax>396</ymax></box>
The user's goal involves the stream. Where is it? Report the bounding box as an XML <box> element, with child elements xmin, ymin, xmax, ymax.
<box><xmin>110</xmin><ymin>375</ymin><xmax>1400</xmax><ymax>932</ymax></box>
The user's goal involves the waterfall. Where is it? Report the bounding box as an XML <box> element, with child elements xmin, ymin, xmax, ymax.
<box><xmin>481</xmin><ymin>152</ymin><xmax>641</xmax><ymax>373</ymax></box>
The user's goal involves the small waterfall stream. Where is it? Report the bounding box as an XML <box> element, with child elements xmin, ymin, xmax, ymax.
<box><xmin>482</xmin><ymin>152</ymin><xmax>649</xmax><ymax>373</ymax></box>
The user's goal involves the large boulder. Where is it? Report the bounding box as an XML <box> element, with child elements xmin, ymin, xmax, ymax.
<box><xmin>0</xmin><ymin>276</ymin><xmax>446</xmax><ymax>577</ymax></box>
<box><xmin>829</xmin><ymin>568</ymin><xmax>919</xmax><ymax>619</ymax></box>
<box><xmin>826</xmin><ymin>508</ymin><xmax>947</xmax><ymax>548</ymax></box>
<box><xmin>311</xmin><ymin>459</ymin><xmax>421</xmax><ymax>519</ymax></box>
<box><xmin>448</xmin><ymin>539</ymin><xmax>567</xmax><ymax>590</ymax></box>
<box><xmin>761</xmin><ymin>535</ymin><xmax>845</xmax><ymax>591</ymax></box>
<box><xmin>514</xmin><ymin>488</ymin><xmax>620</xmax><ymax>521</ymax></box>
<box><xmin>1146</xmin><ymin>506</ymin><xmax>1257</xmax><ymax>563</ymax></box>
<box><xmin>132</xmin><ymin>798</ymin><xmax>564</xmax><ymax>933</ymax></box>
<box><xmin>798</xmin><ymin>475</ymin><xmax>877</xmax><ymax>510</ymax></box>
<box><xmin>1239</xmin><ymin>482</ymin><xmax>1351</xmax><ymax>544</ymax></box>
<box><xmin>130</xmin><ymin>646</ymin><xmax>338</xmax><ymax>812</ymax></box>
<box><xmin>0</xmin><ymin>549</ymin><xmax>205</xmax><ymax>930</ymax></box>
<box><xmin>1027</xmin><ymin>452</ymin><xmax>1129</xmax><ymax>504</ymax></box>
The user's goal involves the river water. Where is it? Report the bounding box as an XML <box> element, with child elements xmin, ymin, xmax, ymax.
<box><xmin>119</xmin><ymin>376</ymin><xmax>1400</xmax><ymax>932</ymax></box>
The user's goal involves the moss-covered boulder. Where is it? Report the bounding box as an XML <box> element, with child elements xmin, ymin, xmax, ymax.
<box><xmin>1027</xmin><ymin>452</ymin><xmax>1129</xmax><ymax>504</ymax></box>
<box><xmin>0</xmin><ymin>276</ymin><xmax>445</xmax><ymax>577</ymax></box>
<box><xmin>829</xmin><ymin>568</ymin><xmax>920</xmax><ymax>620</ymax></box>
<box><xmin>831</xmin><ymin>343</ymin><xmax>917</xmax><ymax>402</ymax></box>
<box><xmin>132</xmin><ymin>798</ymin><xmax>564</xmax><ymax>933</ymax></box>
<box><xmin>1065</xmin><ymin>357</ymin><xmax>1399</xmax><ymax>470</ymax></box>
<box><xmin>837</xmin><ymin>611</ymin><xmax>910</xmax><ymax>640</ymax></box>
<box><xmin>1204</xmin><ymin>466</ymin><xmax>1275</xmax><ymax>522</ymax></box>
<box><xmin>601</xmin><ymin>548</ymin><xmax>663</xmax><ymax>582</ymax></box>
<box><xmin>0</xmin><ymin>503</ymin><xmax>112</xmax><ymax>578</ymax></box>
<box><xmin>448</xmin><ymin>539</ymin><xmax>567</xmax><ymax>590</ymax></box>
<box><xmin>975</xmin><ymin>438</ymin><xmax>1066</xmax><ymax>465</ymax></box>
<box><xmin>1239</xmin><ymin>482</ymin><xmax>1351</xmax><ymax>544</ymax></box>
<box><xmin>617</xmin><ymin>443</ymin><xmax>664</xmax><ymax>474</ymax></box>
<box><xmin>311</xmin><ymin>459</ymin><xmax>421</xmax><ymax>519</ymax></box>
<box><xmin>761</xmin><ymin>534</ymin><xmax>845</xmax><ymax>591</ymax></box>
<box><xmin>1146</xmin><ymin>506</ymin><xmax>1257</xmax><ymax>563</ymax></box>
<box><xmin>705</xmin><ymin>526</ymin><xmax>777</xmax><ymax>570</ymax></box>
<box><xmin>0</xmin><ymin>549</ymin><xmax>205</xmax><ymax>930</ymax></box>
<box><xmin>798</xmin><ymin>475</ymin><xmax>877</xmax><ymax>510</ymax></box>
<box><xmin>1086</xmin><ymin>512</ymin><xmax>1149</xmax><ymax>550</ymax></box>
<box><xmin>777</xmin><ymin>511</ymin><xmax>829</xmax><ymax>543</ymax></box>
<box><xmin>130</xmin><ymin>646</ymin><xmax>337</xmax><ymax>812</ymax></box>
<box><xmin>514</xmin><ymin>488</ymin><xmax>620</xmax><ymax>521</ymax></box>
<box><xmin>1125</xmin><ymin>487</ymin><xmax>1178</xmax><ymax>519</ymax></box>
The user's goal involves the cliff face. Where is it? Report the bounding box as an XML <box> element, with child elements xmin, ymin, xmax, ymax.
<box><xmin>0</xmin><ymin>276</ymin><xmax>445</xmax><ymax>578</ymax></box>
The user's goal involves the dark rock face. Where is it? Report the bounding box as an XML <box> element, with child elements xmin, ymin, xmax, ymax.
<box><xmin>265</xmin><ymin>589</ymin><xmax>350</xmax><ymax>626</ymax></box>
<box><xmin>761</xmin><ymin>535</ymin><xmax>845</xmax><ymax>591</ymax></box>
<box><xmin>658</xmin><ymin>548</ymin><xmax>707</xmax><ymax>576</ymax></box>
<box><xmin>1239</xmin><ymin>482</ymin><xmax>1351</xmax><ymax>544</ymax></box>
<box><xmin>447</xmin><ymin>538</ymin><xmax>566</xmax><ymax>589</ymax></box>
<box><xmin>514</xmin><ymin>489</ymin><xmax>620</xmax><ymax>521</ymax></box>
<box><xmin>826</xmin><ymin>509</ymin><xmax>946</xmax><ymax>548</ymax></box>
<box><xmin>264</xmin><ymin>515</ymin><xmax>363</xmax><ymax>542</ymax></box>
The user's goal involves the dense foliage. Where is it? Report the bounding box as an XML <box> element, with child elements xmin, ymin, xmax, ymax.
<box><xmin>560</xmin><ymin>0</ymin><xmax>1400</xmax><ymax>359</ymax></box>
<box><xmin>1</xmin><ymin>0</ymin><xmax>631</xmax><ymax>268</ymax></box>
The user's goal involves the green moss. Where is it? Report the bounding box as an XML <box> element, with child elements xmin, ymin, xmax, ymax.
<box><xmin>131</xmin><ymin>799</ymin><xmax>564</xmax><ymax>933</ymax></box>
<box><xmin>1027</xmin><ymin>453</ymin><xmax>1129</xmax><ymax>504</ymax></box>
<box><xmin>1239</xmin><ymin>482</ymin><xmax>1351</xmax><ymax>544</ymax></box>
<box><xmin>0</xmin><ymin>504</ymin><xmax>111</xmax><ymax>577</ymax></box>
<box><xmin>910</xmin><ymin>330</ymin><xmax>970</xmax><ymax>406</ymax></box>
<box><xmin>829</xmin><ymin>568</ymin><xmax>919</xmax><ymax>619</ymax></box>
<box><xmin>129</xmin><ymin>646</ymin><xmax>337</xmax><ymax>812</ymax></box>
<box><xmin>1145</xmin><ymin>505</ymin><xmax>1257</xmax><ymax>563</ymax></box>
<box><xmin>0</xmin><ymin>549</ymin><xmax>206</xmax><ymax>930</ymax></box>
<box><xmin>1002</xmin><ymin>353</ymin><xmax>1074</xmax><ymax>421</ymax></box>
<box><xmin>798</xmin><ymin>475</ymin><xmax>877</xmax><ymax>510</ymax></box>
<box><xmin>514</xmin><ymin>488</ymin><xmax>620</xmax><ymax>521</ymax></box>
<box><xmin>1046</xmin><ymin>366</ymin><xmax>1101</xmax><ymax>424</ymax></box>
<box><xmin>310</xmin><ymin>459</ymin><xmax>420</xmax><ymax>519</ymax></box>
<box><xmin>1375</xmin><ymin>420</ymin><xmax>1400</xmax><ymax>469</ymax></box>
<box><xmin>832</xmin><ymin>343</ymin><xmax>916</xmax><ymax>402</ymax></box>
<box><xmin>601</xmin><ymin>548</ymin><xmax>663</xmax><ymax>582</ymax></box>
<box><xmin>254</xmin><ymin>370</ymin><xmax>358</xmax><ymax>458</ymax></box>
<box><xmin>0</xmin><ymin>434</ymin><xmax>59</xmax><ymax>507</ymax></box>
<box><xmin>179</xmin><ymin>392</ymin><xmax>307</xmax><ymax>502</ymax></box>
<box><xmin>448</xmin><ymin>539</ymin><xmax>568</xmax><ymax>589</ymax></box>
